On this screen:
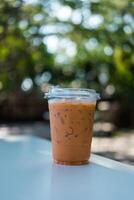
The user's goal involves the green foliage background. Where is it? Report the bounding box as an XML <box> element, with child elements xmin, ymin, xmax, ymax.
<box><xmin>0</xmin><ymin>0</ymin><xmax>134</xmax><ymax>104</ymax></box>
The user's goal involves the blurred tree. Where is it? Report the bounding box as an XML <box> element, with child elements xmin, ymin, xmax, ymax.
<box><xmin>0</xmin><ymin>0</ymin><xmax>54</xmax><ymax>92</ymax></box>
<box><xmin>0</xmin><ymin>0</ymin><xmax>134</xmax><ymax>124</ymax></box>
<box><xmin>0</xmin><ymin>0</ymin><xmax>134</xmax><ymax>91</ymax></box>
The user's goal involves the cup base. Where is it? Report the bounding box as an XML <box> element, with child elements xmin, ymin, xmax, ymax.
<box><xmin>54</xmin><ymin>159</ymin><xmax>89</xmax><ymax>166</ymax></box>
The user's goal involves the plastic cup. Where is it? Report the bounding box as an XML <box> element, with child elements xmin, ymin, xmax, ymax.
<box><xmin>45</xmin><ymin>87</ymin><xmax>100</xmax><ymax>165</ymax></box>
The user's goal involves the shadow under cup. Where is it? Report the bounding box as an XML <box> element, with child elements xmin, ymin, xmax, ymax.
<box><xmin>46</xmin><ymin>87</ymin><xmax>100</xmax><ymax>165</ymax></box>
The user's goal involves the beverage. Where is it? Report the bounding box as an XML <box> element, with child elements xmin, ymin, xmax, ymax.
<box><xmin>45</xmin><ymin>87</ymin><xmax>100</xmax><ymax>165</ymax></box>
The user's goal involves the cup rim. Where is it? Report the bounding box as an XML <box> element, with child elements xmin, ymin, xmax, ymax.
<box><xmin>45</xmin><ymin>86</ymin><xmax>100</xmax><ymax>101</ymax></box>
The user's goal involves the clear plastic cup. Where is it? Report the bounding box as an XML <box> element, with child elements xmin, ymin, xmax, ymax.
<box><xmin>45</xmin><ymin>87</ymin><xmax>100</xmax><ymax>165</ymax></box>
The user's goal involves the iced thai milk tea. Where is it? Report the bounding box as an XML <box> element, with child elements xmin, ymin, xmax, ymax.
<box><xmin>45</xmin><ymin>87</ymin><xmax>100</xmax><ymax>165</ymax></box>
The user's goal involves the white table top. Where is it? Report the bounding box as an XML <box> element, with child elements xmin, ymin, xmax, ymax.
<box><xmin>0</xmin><ymin>136</ymin><xmax>134</xmax><ymax>200</ymax></box>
